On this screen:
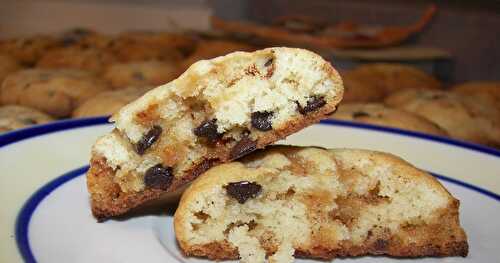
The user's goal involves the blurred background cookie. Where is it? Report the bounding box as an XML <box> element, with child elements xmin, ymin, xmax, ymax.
<box><xmin>0</xmin><ymin>54</ymin><xmax>22</xmax><ymax>84</ymax></box>
<box><xmin>340</xmin><ymin>70</ymin><xmax>385</xmax><ymax>103</ymax></box>
<box><xmin>181</xmin><ymin>40</ymin><xmax>256</xmax><ymax>70</ymax></box>
<box><xmin>385</xmin><ymin>89</ymin><xmax>500</xmax><ymax>147</ymax></box>
<box><xmin>72</xmin><ymin>86</ymin><xmax>151</xmax><ymax>118</ymax></box>
<box><xmin>57</xmin><ymin>28</ymin><xmax>116</xmax><ymax>50</ymax></box>
<box><xmin>452</xmin><ymin>81</ymin><xmax>500</xmax><ymax>110</ymax></box>
<box><xmin>0</xmin><ymin>35</ymin><xmax>60</xmax><ymax>66</ymax></box>
<box><xmin>342</xmin><ymin>63</ymin><xmax>441</xmax><ymax>103</ymax></box>
<box><xmin>103</xmin><ymin>60</ymin><xmax>180</xmax><ymax>89</ymax></box>
<box><xmin>0</xmin><ymin>105</ymin><xmax>54</xmax><ymax>133</ymax></box>
<box><xmin>36</xmin><ymin>46</ymin><xmax>117</xmax><ymax>74</ymax></box>
<box><xmin>330</xmin><ymin>103</ymin><xmax>448</xmax><ymax>136</ymax></box>
<box><xmin>0</xmin><ymin>69</ymin><xmax>110</xmax><ymax>117</ymax></box>
<box><xmin>108</xmin><ymin>31</ymin><xmax>195</xmax><ymax>62</ymax></box>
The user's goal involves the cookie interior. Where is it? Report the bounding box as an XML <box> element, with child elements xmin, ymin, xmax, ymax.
<box><xmin>88</xmin><ymin>47</ymin><xmax>343</xmax><ymax>218</ymax></box>
<box><xmin>175</xmin><ymin>147</ymin><xmax>467</xmax><ymax>263</ymax></box>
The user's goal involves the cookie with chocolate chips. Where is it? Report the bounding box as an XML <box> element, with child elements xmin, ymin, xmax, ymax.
<box><xmin>86</xmin><ymin>47</ymin><xmax>344</xmax><ymax>220</ymax></box>
<box><xmin>0</xmin><ymin>105</ymin><xmax>54</xmax><ymax>133</ymax></box>
<box><xmin>385</xmin><ymin>89</ymin><xmax>500</xmax><ymax>147</ymax></box>
<box><xmin>1</xmin><ymin>69</ymin><xmax>109</xmax><ymax>117</ymax></box>
<box><xmin>103</xmin><ymin>60</ymin><xmax>180</xmax><ymax>89</ymax></box>
<box><xmin>174</xmin><ymin>146</ymin><xmax>468</xmax><ymax>262</ymax></box>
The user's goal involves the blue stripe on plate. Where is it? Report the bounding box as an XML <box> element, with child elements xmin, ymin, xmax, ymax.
<box><xmin>0</xmin><ymin>117</ymin><xmax>109</xmax><ymax>148</ymax></box>
<box><xmin>14</xmin><ymin>165</ymin><xmax>500</xmax><ymax>263</ymax></box>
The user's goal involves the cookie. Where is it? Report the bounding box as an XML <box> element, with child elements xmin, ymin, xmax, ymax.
<box><xmin>108</xmin><ymin>31</ymin><xmax>195</xmax><ymax>62</ymax></box>
<box><xmin>56</xmin><ymin>28</ymin><xmax>114</xmax><ymax>49</ymax></box>
<box><xmin>0</xmin><ymin>35</ymin><xmax>60</xmax><ymax>65</ymax></box>
<box><xmin>385</xmin><ymin>89</ymin><xmax>500</xmax><ymax>147</ymax></box>
<box><xmin>86</xmin><ymin>47</ymin><xmax>344</xmax><ymax>220</ymax></box>
<box><xmin>0</xmin><ymin>54</ymin><xmax>22</xmax><ymax>84</ymax></box>
<box><xmin>452</xmin><ymin>82</ymin><xmax>500</xmax><ymax>110</ymax></box>
<box><xmin>0</xmin><ymin>105</ymin><xmax>54</xmax><ymax>133</ymax></box>
<box><xmin>102</xmin><ymin>60</ymin><xmax>180</xmax><ymax>89</ymax></box>
<box><xmin>36</xmin><ymin>45</ymin><xmax>117</xmax><ymax>74</ymax></box>
<box><xmin>174</xmin><ymin>146</ymin><xmax>468</xmax><ymax>262</ymax></box>
<box><xmin>341</xmin><ymin>71</ymin><xmax>385</xmax><ymax>103</ymax></box>
<box><xmin>73</xmin><ymin>86</ymin><xmax>152</xmax><ymax>118</ymax></box>
<box><xmin>1</xmin><ymin>69</ymin><xmax>109</xmax><ymax>117</ymax></box>
<box><xmin>330</xmin><ymin>103</ymin><xmax>448</xmax><ymax>136</ymax></box>
<box><xmin>181</xmin><ymin>40</ymin><xmax>256</xmax><ymax>71</ymax></box>
<box><xmin>344</xmin><ymin>63</ymin><xmax>441</xmax><ymax>101</ymax></box>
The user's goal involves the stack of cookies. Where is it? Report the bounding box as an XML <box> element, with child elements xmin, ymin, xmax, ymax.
<box><xmin>0</xmin><ymin>29</ymin><xmax>258</xmax><ymax>132</ymax></box>
<box><xmin>86</xmin><ymin>48</ymin><xmax>468</xmax><ymax>263</ymax></box>
<box><xmin>330</xmin><ymin>64</ymin><xmax>500</xmax><ymax>148</ymax></box>
<box><xmin>0</xmin><ymin>29</ymin><xmax>498</xmax><ymax>150</ymax></box>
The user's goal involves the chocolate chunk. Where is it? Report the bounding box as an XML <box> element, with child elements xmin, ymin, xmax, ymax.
<box><xmin>135</xmin><ymin>125</ymin><xmax>162</xmax><ymax>155</ymax></box>
<box><xmin>132</xmin><ymin>71</ymin><xmax>145</xmax><ymax>80</ymax></box>
<box><xmin>374</xmin><ymin>239</ymin><xmax>389</xmax><ymax>252</ymax></box>
<box><xmin>251</xmin><ymin>111</ymin><xmax>273</xmax><ymax>131</ymax></box>
<box><xmin>225</xmin><ymin>181</ymin><xmax>262</xmax><ymax>204</ymax></box>
<box><xmin>352</xmin><ymin>111</ymin><xmax>370</xmax><ymax>118</ymax></box>
<box><xmin>297</xmin><ymin>96</ymin><xmax>326</xmax><ymax>114</ymax></box>
<box><xmin>194</xmin><ymin>119</ymin><xmax>222</xmax><ymax>143</ymax></box>
<box><xmin>264</xmin><ymin>58</ymin><xmax>273</xmax><ymax>67</ymax></box>
<box><xmin>229</xmin><ymin>137</ymin><xmax>257</xmax><ymax>160</ymax></box>
<box><xmin>144</xmin><ymin>164</ymin><xmax>173</xmax><ymax>190</ymax></box>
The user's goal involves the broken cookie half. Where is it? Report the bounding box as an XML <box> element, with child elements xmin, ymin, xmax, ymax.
<box><xmin>86</xmin><ymin>47</ymin><xmax>344</xmax><ymax>220</ymax></box>
<box><xmin>174</xmin><ymin>146</ymin><xmax>468</xmax><ymax>263</ymax></box>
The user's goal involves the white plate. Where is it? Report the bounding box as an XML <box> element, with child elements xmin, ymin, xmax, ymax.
<box><xmin>1</xmin><ymin>118</ymin><xmax>500</xmax><ymax>262</ymax></box>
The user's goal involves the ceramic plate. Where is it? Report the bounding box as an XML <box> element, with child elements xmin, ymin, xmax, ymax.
<box><xmin>1</xmin><ymin>118</ymin><xmax>499</xmax><ymax>262</ymax></box>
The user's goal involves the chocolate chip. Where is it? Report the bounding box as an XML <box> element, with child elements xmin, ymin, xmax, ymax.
<box><xmin>132</xmin><ymin>71</ymin><xmax>145</xmax><ymax>80</ymax></box>
<box><xmin>229</xmin><ymin>137</ymin><xmax>257</xmax><ymax>160</ymax></box>
<box><xmin>374</xmin><ymin>239</ymin><xmax>389</xmax><ymax>252</ymax></box>
<box><xmin>297</xmin><ymin>96</ymin><xmax>326</xmax><ymax>114</ymax></box>
<box><xmin>264</xmin><ymin>58</ymin><xmax>273</xmax><ymax>67</ymax></box>
<box><xmin>22</xmin><ymin>118</ymin><xmax>37</xmax><ymax>125</ymax></box>
<box><xmin>144</xmin><ymin>164</ymin><xmax>173</xmax><ymax>190</ymax></box>
<box><xmin>251</xmin><ymin>111</ymin><xmax>273</xmax><ymax>131</ymax></box>
<box><xmin>135</xmin><ymin>126</ymin><xmax>162</xmax><ymax>155</ymax></box>
<box><xmin>194</xmin><ymin>119</ymin><xmax>222</xmax><ymax>143</ymax></box>
<box><xmin>352</xmin><ymin>111</ymin><xmax>370</xmax><ymax>118</ymax></box>
<box><xmin>225</xmin><ymin>181</ymin><xmax>262</xmax><ymax>204</ymax></box>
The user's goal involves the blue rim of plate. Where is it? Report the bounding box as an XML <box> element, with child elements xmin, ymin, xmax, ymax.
<box><xmin>5</xmin><ymin>117</ymin><xmax>500</xmax><ymax>263</ymax></box>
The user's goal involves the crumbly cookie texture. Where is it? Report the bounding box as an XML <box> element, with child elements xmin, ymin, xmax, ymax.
<box><xmin>330</xmin><ymin>103</ymin><xmax>448</xmax><ymax>136</ymax></box>
<box><xmin>87</xmin><ymin>47</ymin><xmax>343</xmax><ymax>219</ymax></box>
<box><xmin>174</xmin><ymin>146</ymin><xmax>468</xmax><ymax>263</ymax></box>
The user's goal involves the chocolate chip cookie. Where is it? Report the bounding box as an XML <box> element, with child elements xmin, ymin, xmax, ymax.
<box><xmin>385</xmin><ymin>89</ymin><xmax>500</xmax><ymax>147</ymax></box>
<box><xmin>108</xmin><ymin>31</ymin><xmax>195</xmax><ymax>62</ymax></box>
<box><xmin>330</xmin><ymin>103</ymin><xmax>448</xmax><ymax>136</ymax></box>
<box><xmin>102</xmin><ymin>60</ymin><xmax>180</xmax><ymax>89</ymax></box>
<box><xmin>87</xmin><ymin>47</ymin><xmax>344</xmax><ymax>220</ymax></box>
<box><xmin>73</xmin><ymin>86</ymin><xmax>152</xmax><ymax>118</ymax></box>
<box><xmin>0</xmin><ymin>105</ymin><xmax>54</xmax><ymax>133</ymax></box>
<box><xmin>0</xmin><ymin>35</ymin><xmax>60</xmax><ymax>65</ymax></box>
<box><xmin>1</xmin><ymin>69</ymin><xmax>110</xmax><ymax>117</ymax></box>
<box><xmin>343</xmin><ymin>63</ymin><xmax>441</xmax><ymax>102</ymax></box>
<box><xmin>174</xmin><ymin>146</ymin><xmax>468</xmax><ymax>262</ymax></box>
<box><xmin>36</xmin><ymin>45</ymin><xmax>117</xmax><ymax>74</ymax></box>
<box><xmin>0</xmin><ymin>54</ymin><xmax>21</xmax><ymax>84</ymax></box>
